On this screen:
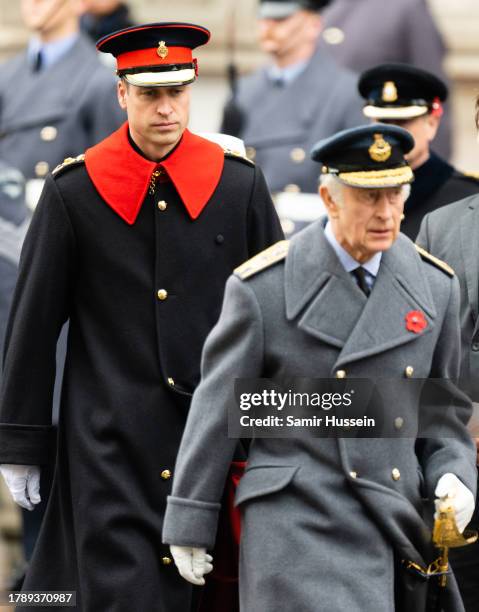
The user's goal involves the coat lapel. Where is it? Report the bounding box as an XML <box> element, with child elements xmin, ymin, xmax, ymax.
<box><xmin>335</xmin><ymin>235</ymin><xmax>436</xmax><ymax>369</ymax></box>
<box><xmin>459</xmin><ymin>199</ymin><xmax>479</xmax><ymax>328</ymax></box>
<box><xmin>284</xmin><ymin>224</ymin><xmax>436</xmax><ymax>363</ymax></box>
<box><xmin>285</xmin><ymin>220</ymin><xmax>368</xmax><ymax>348</ymax></box>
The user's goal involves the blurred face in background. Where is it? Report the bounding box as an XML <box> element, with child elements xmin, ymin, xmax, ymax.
<box><xmin>21</xmin><ymin>0</ymin><xmax>83</xmax><ymax>40</ymax></box>
<box><xmin>379</xmin><ymin>114</ymin><xmax>440</xmax><ymax>170</ymax></box>
<box><xmin>258</xmin><ymin>10</ymin><xmax>322</xmax><ymax>67</ymax></box>
<box><xmin>82</xmin><ymin>0</ymin><xmax>122</xmax><ymax>16</ymax></box>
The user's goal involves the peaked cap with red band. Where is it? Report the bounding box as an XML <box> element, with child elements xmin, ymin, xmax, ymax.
<box><xmin>96</xmin><ymin>22</ymin><xmax>210</xmax><ymax>87</ymax></box>
<box><xmin>84</xmin><ymin>123</ymin><xmax>224</xmax><ymax>225</ymax></box>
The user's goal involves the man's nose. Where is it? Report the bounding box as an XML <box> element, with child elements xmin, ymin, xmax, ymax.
<box><xmin>156</xmin><ymin>99</ymin><xmax>173</xmax><ymax>115</ymax></box>
<box><xmin>376</xmin><ymin>194</ymin><xmax>393</xmax><ymax>218</ymax></box>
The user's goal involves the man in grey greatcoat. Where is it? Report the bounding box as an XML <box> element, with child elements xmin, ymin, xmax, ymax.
<box><xmin>0</xmin><ymin>0</ymin><xmax>124</xmax><ymax>182</ymax></box>
<box><xmin>220</xmin><ymin>0</ymin><xmax>364</xmax><ymax>195</ymax></box>
<box><xmin>416</xmin><ymin>98</ymin><xmax>479</xmax><ymax>612</ymax></box>
<box><xmin>163</xmin><ymin>125</ymin><xmax>477</xmax><ymax>611</ymax></box>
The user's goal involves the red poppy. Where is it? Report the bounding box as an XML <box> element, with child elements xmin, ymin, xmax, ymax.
<box><xmin>405</xmin><ymin>310</ymin><xmax>427</xmax><ymax>333</ymax></box>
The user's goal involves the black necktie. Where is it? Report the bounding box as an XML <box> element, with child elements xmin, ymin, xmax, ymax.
<box><xmin>352</xmin><ymin>266</ymin><xmax>371</xmax><ymax>297</ymax></box>
<box><xmin>33</xmin><ymin>50</ymin><xmax>43</xmax><ymax>72</ymax></box>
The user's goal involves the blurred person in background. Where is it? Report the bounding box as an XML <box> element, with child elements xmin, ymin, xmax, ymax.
<box><xmin>0</xmin><ymin>0</ymin><xmax>125</xmax><ymax>183</ymax></box>
<box><xmin>416</xmin><ymin>96</ymin><xmax>479</xmax><ymax>612</ymax></box>
<box><xmin>358</xmin><ymin>64</ymin><xmax>479</xmax><ymax>239</ymax></box>
<box><xmin>221</xmin><ymin>0</ymin><xmax>364</xmax><ymax>195</ymax></box>
<box><xmin>0</xmin><ymin>162</ymin><xmax>29</xmax><ymax>370</ymax></box>
<box><xmin>319</xmin><ymin>0</ymin><xmax>452</xmax><ymax>160</ymax></box>
<box><xmin>80</xmin><ymin>0</ymin><xmax>134</xmax><ymax>43</ymax></box>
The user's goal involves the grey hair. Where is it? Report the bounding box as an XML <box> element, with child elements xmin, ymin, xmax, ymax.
<box><xmin>319</xmin><ymin>173</ymin><xmax>411</xmax><ymax>204</ymax></box>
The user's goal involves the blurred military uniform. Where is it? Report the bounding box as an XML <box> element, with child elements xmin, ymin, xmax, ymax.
<box><xmin>164</xmin><ymin>126</ymin><xmax>476</xmax><ymax>612</ymax></box>
<box><xmin>0</xmin><ymin>161</ymin><xmax>28</xmax><ymax>374</ymax></box>
<box><xmin>359</xmin><ymin>64</ymin><xmax>479</xmax><ymax>239</ymax></box>
<box><xmin>319</xmin><ymin>0</ymin><xmax>451</xmax><ymax>159</ymax></box>
<box><xmin>0</xmin><ymin>33</ymin><xmax>124</xmax><ymax>181</ymax></box>
<box><xmin>417</xmin><ymin>198</ymin><xmax>479</xmax><ymax>612</ymax></box>
<box><xmin>221</xmin><ymin>0</ymin><xmax>365</xmax><ymax>194</ymax></box>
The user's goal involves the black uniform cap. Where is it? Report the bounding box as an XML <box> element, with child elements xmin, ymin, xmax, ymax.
<box><xmin>259</xmin><ymin>0</ymin><xmax>332</xmax><ymax>19</ymax></box>
<box><xmin>311</xmin><ymin>124</ymin><xmax>415</xmax><ymax>188</ymax></box>
<box><xmin>96</xmin><ymin>22</ymin><xmax>210</xmax><ymax>87</ymax></box>
<box><xmin>358</xmin><ymin>63</ymin><xmax>448</xmax><ymax>121</ymax></box>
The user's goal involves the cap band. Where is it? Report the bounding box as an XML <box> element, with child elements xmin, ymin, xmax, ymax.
<box><xmin>117</xmin><ymin>47</ymin><xmax>193</xmax><ymax>71</ymax></box>
<box><xmin>335</xmin><ymin>165</ymin><xmax>414</xmax><ymax>188</ymax></box>
<box><xmin>363</xmin><ymin>104</ymin><xmax>429</xmax><ymax>120</ymax></box>
<box><xmin>124</xmin><ymin>68</ymin><xmax>196</xmax><ymax>87</ymax></box>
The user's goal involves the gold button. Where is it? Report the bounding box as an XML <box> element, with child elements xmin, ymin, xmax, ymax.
<box><xmin>284</xmin><ymin>183</ymin><xmax>301</xmax><ymax>193</ymax></box>
<box><xmin>157</xmin><ymin>289</ymin><xmax>168</xmax><ymax>301</ymax></box>
<box><xmin>162</xmin><ymin>556</ymin><xmax>172</xmax><ymax>566</ymax></box>
<box><xmin>290</xmin><ymin>147</ymin><xmax>306</xmax><ymax>163</ymax></box>
<box><xmin>394</xmin><ymin>417</ymin><xmax>404</xmax><ymax>430</ymax></box>
<box><xmin>349</xmin><ymin>471</ymin><xmax>357</xmax><ymax>479</ymax></box>
<box><xmin>392</xmin><ymin>468</ymin><xmax>401</xmax><ymax>481</ymax></box>
<box><xmin>157</xmin><ymin>200</ymin><xmax>167</xmax><ymax>211</ymax></box>
<box><xmin>335</xmin><ymin>370</ymin><xmax>346</xmax><ymax>379</ymax></box>
<box><xmin>246</xmin><ymin>146</ymin><xmax>256</xmax><ymax>160</ymax></box>
<box><xmin>400</xmin><ymin>213</ymin><xmax>405</xmax><ymax>221</ymax></box>
<box><xmin>167</xmin><ymin>377</ymin><xmax>175</xmax><ymax>386</ymax></box>
<box><xmin>35</xmin><ymin>161</ymin><xmax>49</xmax><ymax>177</ymax></box>
<box><xmin>323</xmin><ymin>27</ymin><xmax>345</xmax><ymax>45</ymax></box>
<box><xmin>161</xmin><ymin>469</ymin><xmax>172</xmax><ymax>480</ymax></box>
<box><xmin>405</xmin><ymin>366</ymin><xmax>414</xmax><ymax>378</ymax></box>
<box><xmin>40</xmin><ymin>126</ymin><xmax>57</xmax><ymax>141</ymax></box>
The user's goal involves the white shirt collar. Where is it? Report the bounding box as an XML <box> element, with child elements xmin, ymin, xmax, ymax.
<box><xmin>324</xmin><ymin>221</ymin><xmax>382</xmax><ymax>277</ymax></box>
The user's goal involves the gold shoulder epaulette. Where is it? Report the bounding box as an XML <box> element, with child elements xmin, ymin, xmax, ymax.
<box><xmin>223</xmin><ymin>147</ymin><xmax>255</xmax><ymax>167</ymax></box>
<box><xmin>234</xmin><ymin>240</ymin><xmax>289</xmax><ymax>280</ymax></box>
<box><xmin>462</xmin><ymin>170</ymin><xmax>479</xmax><ymax>181</ymax></box>
<box><xmin>415</xmin><ymin>245</ymin><xmax>454</xmax><ymax>277</ymax></box>
<box><xmin>52</xmin><ymin>154</ymin><xmax>85</xmax><ymax>177</ymax></box>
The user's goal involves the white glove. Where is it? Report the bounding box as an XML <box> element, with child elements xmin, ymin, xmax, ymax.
<box><xmin>170</xmin><ymin>545</ymin><xmax>213</xmax><ymax>586</ymax></box>
<box><xmin>434</xmin><ymin>472</ymin><xmax>475</xmax><ymax>533</ymax></box>
<box><xmin>0</xmin><ymin>464</ymin><xmax>41</xmax><ymax>511</ymax></box>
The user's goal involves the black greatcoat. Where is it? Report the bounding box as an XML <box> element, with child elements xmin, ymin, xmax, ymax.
<box><xmin>402</xmin><ymin>152</ymin><xmax>479</xmax><ymax>240</ymax></box>
<box><xmin>0</xmin><ymin>124</ymin><xmax>283</xmax><ymax>611</ymax></box>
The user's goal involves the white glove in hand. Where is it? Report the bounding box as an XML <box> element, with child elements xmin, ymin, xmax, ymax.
<box><xmin>0</xmin><ymin>464</ymin><xmax>41</xmax><ymax>511</ymax></box>
<box><xmin>434</xmin><ymin>472</ymin><xmax>475</xmax><ymax>533</ymax></box>
<box><xmin>170</xmin><ymin>545</ymin><xmax>213</xmax><ymax>586</ymax></box>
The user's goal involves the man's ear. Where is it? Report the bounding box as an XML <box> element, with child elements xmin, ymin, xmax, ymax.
<box><xmin>425</xmin><ymin>112</ymin><xmax>440</xmax><ymax>143</ymax></box>
<box><xmin>320</xmin><ymin>183</ymin><xmax>340</xmax><ymax>218</ymax></box>
<box><xmin>117</xmin><ymin>79</ymin><xmax>128</xmax><ymax>111</ymax></box>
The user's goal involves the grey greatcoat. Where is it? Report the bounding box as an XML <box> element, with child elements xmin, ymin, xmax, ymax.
<box><xmin>221</xmin><ymin>47</ymin><xmax>365</xmax><ymax>194</ymax></box>
<box><xmin>0</xmin><ymin>34</ymin><xmax>124</xmax><ymax>180</ymax></box>
<box><xmin>163</xmin><ymin>221</ymin><xmax>477</xmax><ymax>611</ymax></box>
<box><xmin>417</xmin><ymin>196</ymin><xmax>479</xmax><ymax>612</ymax></box>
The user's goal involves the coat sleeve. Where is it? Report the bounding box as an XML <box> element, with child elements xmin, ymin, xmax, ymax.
<box><xmin>0</xmin><ymin>175</ymin><xmax>76</xmax><ymax>465</ymax></box>
<box><xmin>246</xmin><ymin>165</ymin><xmax>284</xmax><ymax>256</ymax></box>
<box><xmin>162</xmin><ymin>275</ymin><xmax>264</xmax><ymax>549</ymax></box>
<box><xmin>418</xmin><ymin>273</ymin><xmax>477</xmax><ymax>500</ymax></box>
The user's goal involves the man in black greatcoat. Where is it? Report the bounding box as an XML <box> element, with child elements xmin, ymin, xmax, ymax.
<box><xmin>358</xmin><ymin>63</ymin><xmax>479</xmax><ymax>239</ymax></box>
<box><xmin>0</xmin><ymin>23</ymin><xmax>283</xmax><ymax>612</ymax></box>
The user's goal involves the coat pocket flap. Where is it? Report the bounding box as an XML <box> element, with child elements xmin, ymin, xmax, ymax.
<box><xmin>234</xmin><ymin>465</ymin><xmax>299</xmax><ymax>507</ymax></box>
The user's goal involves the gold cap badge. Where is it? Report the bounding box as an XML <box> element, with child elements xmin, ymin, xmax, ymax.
<box><xmin>382</xmin><ymin>81</ymin><xmax>398</xmax><ymax>103</ymax></box>
<box><xmin>369</xmin><ymin>133</ymin><xmax>392</xmax><ymax>162</ymax></box>
<box><xmin>157</xmin><ymin>41</ymin><xmax>169</xmax><ymax>59</ymax></box>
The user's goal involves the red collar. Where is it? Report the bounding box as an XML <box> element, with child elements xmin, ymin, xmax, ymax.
<box><xmin>84</xmin><ymin>122</ymin><xmax>224</xmax><ymax>225</ymax></box>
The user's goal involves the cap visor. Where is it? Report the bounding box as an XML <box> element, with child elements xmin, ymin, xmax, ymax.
<box><xmin>124</xmin><ymin>69</ymin><xmax>196</xmax><ymax>87</ymax></box>
<box><xmin>363</xmin><ymin>105</ymin><xmax>428</xmax><ymax>120</ymax></box>
<box><xmin>337</xmin><ymin>165</ymin><xmax>414</xmax><ymax>188</ymax></box>
<box><xmin>259</xmin><ymin>2</ymin><xmax>300</xmax><ymax>19</ymax></box>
